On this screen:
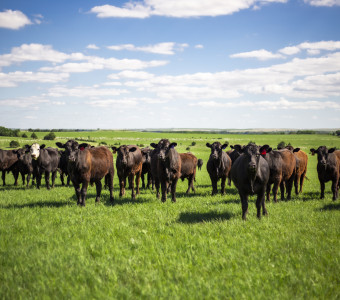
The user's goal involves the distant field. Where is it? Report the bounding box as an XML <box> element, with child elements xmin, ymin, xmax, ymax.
<box><xmin>0</xmin><ymin>131</ymin><xmax>339</xmax><ymax>299</ymax></box>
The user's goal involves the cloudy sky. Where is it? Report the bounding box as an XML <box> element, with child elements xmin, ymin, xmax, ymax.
<box><xmin>1</xmin><ymin>0</ymin><xmax>340</xmax><ymax>129</ymax></box>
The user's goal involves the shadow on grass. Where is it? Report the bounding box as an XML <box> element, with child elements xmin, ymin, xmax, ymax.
<box><xmin>104</xmin><ymin>196</ymin><xmax>150</xmax><ymax>206</ymax></box>
<box><xmin>0</xmin><ymin>200</ymin><xmax>72</xmax><ymax>209</ymax></box>
<box><xmin>319</xmin><ymin>202</ymin><xmax>340</xmax><ymax>211</ymax></box>
<box><xmin>178</xmin><ymin>210</ymin><xmax>234</xmax><ymax>224</ymax></box>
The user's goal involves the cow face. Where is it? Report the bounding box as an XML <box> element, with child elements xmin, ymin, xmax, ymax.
<box><xmin>112</xmin><ymin>145</ymin><xmax>137</xmax><ymax>166</ymax></box>
<box><xmin>310</xmin><ymin>146</ymin><xmax>336</xmax><ymax>169</ymax></box>
<box><xmin>158</xmin><ymin>140</ymin><xmax>177</xmax><ymax>162</ymax></box>
<box><xmin>141</xmin><ymin>147</ymin><xmax>151</xmax><ymax>164</ymax></box>
<box><xmin>17</xmin><ymin>147</ymin><xmax>33</xmax><ymax>171</ymax></box>
<box><xmin>56</xmin><ymin>140</ymin><xmax>79</xmax><ymax>156</ymax></box>
<box><xmin>30</xmin><ymin>143</ymin><xmax>46</xmax><ymax>160</ymax></box>
<box><xmin>243</xmin><ymin>143</ymin><xmax>263</xmax><ymax>175</ymax></box>
<box><xmin>206</xmin><ymin>142</ymin><xmax>228</xmax><ymax>161</ymax></box>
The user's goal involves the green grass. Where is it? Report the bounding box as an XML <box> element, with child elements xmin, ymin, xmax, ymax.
<box><xmin>1</xmin><ymin>131</ymin><xmax>340</xmax><ymax>299</ymax></box>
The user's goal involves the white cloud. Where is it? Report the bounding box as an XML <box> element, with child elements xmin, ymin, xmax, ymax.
<box><xmin>279</xmin><ymin>46</ymin><xmax>301</xmax><ymax>55</ymax></box>
<box><xmin>279</xmin><ymin>40</ymin><xmax>340</xmax><ymax>56</ymax></box>
<box><xmin>107</xmin><ymin>42</ymin><xmax>188</xmax><ymax>55</ymax></box>
<box><xmin>191</xmin><ymin>98</ymin><xmax>340</xmax><ymax>110</ymax></box>
<box><xmin>86</xmin><ymin>44</ymin><xmax>100</xmax><ymax>50</ymax></box>
<box><xmin>87</xmin><ymin>97</ymin><xmax>167</xmax><ymax>107</ymax></box>
<box><xmin>108</xmin><ymin>70</ymin><xmax>155</xmax><ymax>80</ymax></box>
<box><xmin>0</xmin><ymin>71</ymin><xmax>69</xmax><ymax>87</ymax></box>
<box><xmin>0</xmin><ymin>9</ymin><xmax>32</xmax><ymax>29</ymax></box>
<box><xmin>0</xmin><ymin>96</ymin><xmax>49</xmax><ymax>108</ymax></box>
<box><xmin>230</xmin><ymin>49</ymin><xmax>285</xmax><ymax>60</ymax></box>
<box><xmin>90</xmin><ymin>0</ymin><xmax>288</xmax><ymax>19</ymax></box>
<box><xmin>195</xmin><ymin>44</ymin><xmax>204</xmax><ymax>49</ymax></box>
<box><xmin>304</xmin><ymin>0</ymin><xmax>340</xmax><ymax>6</ymax></box>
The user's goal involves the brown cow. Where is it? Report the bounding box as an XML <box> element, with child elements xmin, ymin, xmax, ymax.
<box><xmin>68</xmin><ymin>145</ymin><xmax>114</xmax><ymax>206</ymax></box>
<box><xmin>111</xmin><ymin>145</ymin><xmax>143</xmax><ymax>200</ymax></box>
<box><xmin>150</xmin><ymin>139</ymin><xmax>181</xmax><ymax>202</ymax></box>
<box><xmin>285</xmin><ymin>146</ymin><xmax>308</xmax><ymax>195</ymax></box>
<box><xmin>179</xmin><ymin>152</ymin><xmax>197</xmax><ymax>194</ymax></box>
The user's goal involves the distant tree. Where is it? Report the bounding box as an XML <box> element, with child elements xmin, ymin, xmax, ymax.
<box><xmin>10</xmin><ymin>140</ymin><xmax>20</xmax><ymax>148</ymax></box>
<box><xmin>191</xmin><ymin>141</ymin><xmax>196</xmax><ymax>146</ymax></box>
<box><xmin>336</xmin><ymin>130</ymin><xmax>340</xmax><ymax>136</ymax></box>
<box><xmin>44</xmin><ymin>132</ymin><xmax>56</xmax><ymax>140</ymax></box>
<box><xmin>99</xmin><ymin>141</ymin><xmax>107</xmax><ymax>145</ymax></box>
<box><xmin>31</xmin><ymin>132</ymin><xmax>38</xmax><ymax>139</ymax></box>
<box><xmin>22</xmin><ymin>133</ymin><xmax>28</xmax><ymax>138</ymax></box>
<box><xmin>277</xmin><ymin>141</ymin><xmax>286</xmax><ymax>149</ymax></box>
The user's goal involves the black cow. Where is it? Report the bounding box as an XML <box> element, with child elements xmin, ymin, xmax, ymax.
<box><xmin>0</xmin><ymin>149</ymin><xmax>19</xmax><ymax>185</ymax></box>
<box><xmin>310</xmin><ymin>146</ymin><xmax>340</xmax><ymax>201</ymax></box>
<box><xmin>197</xmin><ymin>159</ymin><xmax>203</xmax><ymax>171</ymax></box>
<box><xmin>141</xmin><ymin>147</ymin><xmax>153</xmax><ymax>189</ymax></box>
<box><xmin>150</xmin><ymin>139</ymin><xmax>181</xmax><ymax>202</ymax></box>
<box><xmin>226</xmin><ymin>144</ymin><xmax>244</xmax><ymax>186</ymax></box>
<box><xmin>206</xmin><ymin>142</ymin><xmax>231</xmax><ymax>195</ymax></box>
<box><xmin>28</xmin><ymin>143</ymin><xmax>60</xmax><ymax>189</ymax></box>
<box><xmin>230</xmin><ymin>143</ymin><xmax>270</xmax><ymax>220</ymax></box>
<box><xmin>111</xmin><ymin>145</ymin><xmax>143</xmax><ymax>200</ymax></box>
<box><xmin>16</xmin><ymin>147</ymin><xmax>34</xmax><ymax>188</ymax></box>
<box><xmin>68</xmin><ymin>145</ymin><xmax>114</xmax><ymax>206</ymax></box>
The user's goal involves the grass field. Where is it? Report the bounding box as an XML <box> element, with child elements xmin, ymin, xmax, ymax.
<box><xmin>0</xmin><ymin>131</ymin><xmax>339</xmax><ymax>299</ymax></box>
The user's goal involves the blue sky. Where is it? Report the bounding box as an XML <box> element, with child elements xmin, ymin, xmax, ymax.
<box><xmin>1</xmin><ymin>0</ymin><xmax>340</xmax><ymax>129</ymax></box>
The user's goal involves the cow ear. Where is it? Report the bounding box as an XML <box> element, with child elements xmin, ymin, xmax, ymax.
<box><xmin>328</xmin><ymin>148</ymin><xmax>336</xmax><ymax>153</ymax></box>
<box><xmin>79</xmin><ymin>143</ymin><xmax>89</xmax><ymax>149</ymax></box>
<box><xmin>206</xmin><ymin>143</ymin><xmax>212</xmax><ymax>148</ymax></box>
<box><xmin>169</xmin><ymin>143</ymin><xmax>177</xmax><ymax>149</ymax></box>
<box><xmin>56</xmin><ymin>142</ymin><xmax>65</xmax><ymax>148</ymax></box>
<box><xmin>111</xmin><ymin>147</ymin><xmax>117</xmax><ymax>154</ymax></box>
<box><xmin>310</xmin><ymin>148</ymin><xmax>316</xmax><ymax>155</ymax></box>
<box><xmin>233</xmin><ymin>144</ymin><xmax>243</xmax><ymax>152</ymax></box>
<box><xmin>150</xmin><ymin>143</ymin><xmax>158</xmax><ymax>149</ymax></box>
<box><xmin>230</xmin><ymin>145</ymin><xmax>234</xmax><ymax>149</ymax></box>
<box><xmin>222</xmin><ymin>143</ymin><xmax>228</xmax><ymax>150</ymax></box>
<box><xmin>293</xmin><ymin>148</ymin><xmax>300</xmax><ymax>153</ymax></box>
<box><xmin>259</xmin><ymin>146</ymin><xmax>268</xmax><ymax>156</ymax></box>
<box><xmin>129</xmin><ymin>147</ymin><xmax>137</xmax><ymax>152</ymax></box>
<box><xmin>40</xmin><ymin>144</ymin><xmax>46</xmax><ymax>149</ymax></box>
<box><xmin>267</xmin><ymin>147</ymin><xmax>272</xmax><ymax>153</ymax></box>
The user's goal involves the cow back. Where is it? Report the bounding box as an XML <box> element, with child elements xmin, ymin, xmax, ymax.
<box><xmin>179</xmin><ymin>153</ymin><xmax>197</xmax><ymax>178</ymax></box>
<box><xmin>0</xmin><ymin>149</ymin><xmax>18</xmax><ymax>170</ymax></box>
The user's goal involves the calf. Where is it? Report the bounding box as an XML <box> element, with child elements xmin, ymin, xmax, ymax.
<box><xmin>284</xmin><ymin>146</ymin><xmax>308</xmax><ymax>195</ymax></box>
<box><xmin>206</xmin><ymin>142</ymin><xmax>231</xmax><ymax>195</ymax></box>
<box><xmin>310</xmin><ymin>146</ymin><xmax>340</xmax><ymax>201</ymax></box>
<box><xmin>68</xmin><ymin>145</ymin><xmax>114</xmax><ymax>206</ymax></box>
<box><xmin>16</xmin><ymin>147</ymin><xmax>34</xmax><ymax>188</ymax></box>
<box><xmin>111</xmin><ymin>145</ymin><xmax>143</xmax><ymax>200</ymax></box>
<box><xmin>28</xmin><ymin>143</ymin><xmax>60</xmax><ymax>189</ymax></box>
<box><xmin>230</xmin><ymin>143</ymin><xmax>270</xmax><ymax>220</ymax></box>
<box><xmin>150</xmin><ymin>139</ymin><xmax>181</xmax><ymax>202</ymax></box>
<box><xmin>197</xmin><ymin>159</ymin><xmax>203</xmax><ymax>171</ymax></box>
<box><xmin>0</xmin><ymin>149</ymin><xmax>19</xmax><ymax>185</ymax></box>
<box><xmin>179</xmin><ymin>152</ymin><xmax>197</xmax><ymax>194</ymax></box>
<box><xmin>141</xmin><ymin>147</ymin><xmax>153</xmax><ymax>189</ymax></box>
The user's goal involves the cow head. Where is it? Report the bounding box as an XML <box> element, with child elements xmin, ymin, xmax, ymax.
<box><xmin>310</xmin><ymin>146</ymin><xmax>336</xmax><ymax>169</ymax></box>
<box><xmin>29</xmin><ymin>143</ymin><xmax>46</xmax><ymax>160</ymax></box>
<box><xmin>17</xmin><ymin>146</ymin><xmax>33</xmax><ymax>171</ymax></box>
<box><xmin>112</xmin><ymin>145</ymin><xmax>137</xmax><ymax>166</ymax></box>
<box><xmin>241</xmin><ymin>143</ymin><xmax>267</xmax><ymax>175</ymax></box>
<box><xmin>67</xmin><ymin>143</ymin><xmax>90</xmax><ymax>162</ymax></box>
<box><xmin>206</xmin><ymin>142</ymin><xmax>228</xmax><ymax>161</ymax></box>
<box><xmin>141</xmin><ymin>147</ymin><xmax>152</xmax><ymax>164</ymax></box>
<box><xmin>56</xmin><ymin>140</ymin><xmax>79</xmax><ymax>153</ymax></box>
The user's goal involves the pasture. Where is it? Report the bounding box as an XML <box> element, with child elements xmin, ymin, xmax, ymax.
<box><xmin>0</xmin><ymin>131</ymin><xmax>339</xmax><ymax>299</ymax></box>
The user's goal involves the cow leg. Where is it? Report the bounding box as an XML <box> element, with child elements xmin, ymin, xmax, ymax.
<box><xmin>44</xmin><ymin>171</ymin><xmax>51</xmax><ymax>190</ymax></box>
<box><xmin>135</xmin><ymin>170</ymin><xmax>141</xmax><ymax>195</ymax></box>
<box><xmin>211</xmin><ymin>176</ymin><xmax>218</xmax><ymax>195</ymax></box>
<box><xmin>95</xmin><ymin>180</ymin><xmax>102</xmax><ymax>203</ymax></box>
<box><xmin>107</xmin><ymin>173</ymin><xmax>114</xmax><ymax>203</ymax></box>
<box><xmin>60</xmin><ymin>172</ymin><xmax>65</xmax><ymax>186</ymax></box>
<box><xmin>36</xmin><ymin>173</ymin><xmax>42</xmax><ymax>189</ymax></box>
<box><xmin>21</xmin><ymin>171</ymin><xmax>25</xmax><ymax>185</ymax></box>
<box><xmin>13</xmin><ymin>170</ymin><xmax>19</xmax><ymax>186</ymax></box>
<box><xmin>51</xmin><ymin>171</ymin><xmax>57</xmax><ymax>188</ymax></box>
<box><xmin>80</xmin><ymin>181</ymin><xmax>89</xmax><ymax>206</ymax></box>
<box><xmin>155</xmin><ymin>178</ymin><xmax>160</xmax><ymax>199</ymax></box>
<box><xmin>280</xmin><ymin>181</ymin><xmax>285</xmax><ymax>201</ymax></box>
<box><xmin>256</xmin><ymin>189</ymin><xmax>267</xmax><ymax>218</ymax></box>
<box><xmin>1</xmin><ymin>171</ymin><xmax>5</xmax><ymax>186</ymax></box>
<box><xmin>171</xmin><ymin>178</ymin><xmax>178</xmax><ymax>203</ymax></box>
<box><xmin>228</xmin><ymin>174</ymin><xmax>232</xmax><ymax>186</ymax></box>
<box><xmin>73</xmin><ymin>181</ymin><xmax>81</xmax><ymax>205</ymax></box>
<box><xmin>161</xmin><ymin>181</ymin><xmax>168</xmax><ymax>202</ymax></box>
<box><xmin>294</xmin><ymin>174</ymin><xmax>300</xmax><ymax>195</ymax></box>
<box><xmin>221</xmin><ymin>176</ymin><xmax>227</xmax><ymax>195</ymax></box>
<box><xmin>320</xmin><ymin>181</ymin><xmax>325</xmax><ymax>199</ymax></box>
<box><xmin>189</xmin><ymin>175</ymin><xmax>196</xmax><ymax>193</ymax></box>
<box><xmin>67</xmin><ymin>176</ymin><xmax>71</xmax><ymax>186</ymax></box>
<box><xmin>26</xmin><ymin>173</ymin><xmax>31</xmax><ymax>188</ymax></box>
<box><xmin>240</xmin><ymin>192</ymin><xmax>249</xmax><ymax>220</ymax></box>
<box><xmin>331</xmin><ymin>178</ymin><xmax>338</xmax><ymax>201</ymax></box>
<box><xmin>119</xmin><ymin>176</ymin><xmax>125</xmax><ymax>197</ymax></box>
<box><xmin>141</xmin><ymin>173</ymin><xmax>145</xmax><ymax>189</ymax></box>
<box><xmin>272</xmin><ymin>180</ymin><xmax>280</xmax><ymax>203</ymax></box>
<box><xmin>266</xmin><ymin>183</ymin><xmax>271</xmax><ymax>202</ymax></box>
<box><xmin>286</xmin><ymin>176</ymin><xmax>294</xmax><ymax>200</ymax></box>
<box><xmin>300</xmin><ymin>172</ymin><xmax>306</xmax><ymax>193</ymax></box>
<box><xmin>129</xmin><ymin>174</ymin><xmax>136</xmax><ymax>200</ymax></box>
<box><xmin>147</xmin><ymin>173</ymin><xmax>151</xmax><ymax>189</ymax></box>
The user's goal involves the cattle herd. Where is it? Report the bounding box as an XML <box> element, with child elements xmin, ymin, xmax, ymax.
<box><xmin>0</xmin><ymin>139</ymin><xmax>339</xmax><ymax>220</ymax></box>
